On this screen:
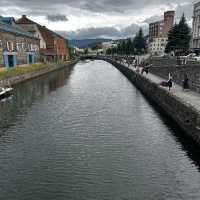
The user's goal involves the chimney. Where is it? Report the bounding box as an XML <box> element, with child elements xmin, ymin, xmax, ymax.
<box><xmin>22</xmin><ymin>15</ymin><xmax>26</xmax><ymax>18</ymax></box>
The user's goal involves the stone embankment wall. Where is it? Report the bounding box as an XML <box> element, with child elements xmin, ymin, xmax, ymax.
<box><xmin>0</xmin><ymin>60</ymin><xmax>78</xmax><ymax>86</ymax></box>
<box><xmin>105</xmin><ymin>58</ymin><xmax>200</xmax><ymax>145</ymax></box>
<box><xmin>150</xmin><ymin>57</ymin><xmax>199</xmax><ymax>67</ymax></box>
<box><xmin>149</xmin><ymin>65</ymin><xmax>200</xmax><ymax>93</ymax></box>
<box><xmin>150</xmin><ymin>57</ymin><xmax>177</xmax><ymax>67</ymax></box>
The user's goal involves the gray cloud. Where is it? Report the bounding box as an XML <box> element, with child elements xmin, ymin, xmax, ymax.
<box><xmin>47</xmin><ymin>14</ymin><xmax>68</xmax><ymax>22</ymax></box>
<box><xmin>175</xmin><ymin>3</ymin><xmax>193</xmax><ymax>21</ymax></box>
<box><xmin>57</xmin><ymin>23</ymin><xmax>148</xmax><ymax>39</ymax></box>
<box><xmin>143</xmin><ymin>15</ymin><xmax>163</xmax><ymax>24</ymax></box>
<box><xmin>0</xmin><ymin>0</ymin><xmax>194</xmax><ymax>39</ymax></box>
<box><xmin>0</xmin><ymin>0</ymin><xmax>192</xmax><ymax>14</ymax></box>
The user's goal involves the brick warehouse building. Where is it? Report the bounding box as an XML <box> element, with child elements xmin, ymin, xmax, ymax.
<box><xmin>0</xmin><ymin>17</ymin><xmax>40</xmax><ymax>68</ymax></box>
<box><xmin>16</xmin><ymin>15</ymin><xmax>69</xmax><ymax>62</ymax></box>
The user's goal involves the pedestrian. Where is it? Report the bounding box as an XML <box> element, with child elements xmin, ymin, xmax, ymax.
<box><xmin>136</xmin><ymin>65</ymin><xmax>140</xmax><ymax>73</ymax></box>
<box><xmin>144</xmin><ymin>63</ymin><xmax>149</xmax><ymax>75</ymax></box>
<box><xmin>167</xmin><ymin>73</ymin><xmax>173</xmax><ymax>91</ymax></box>
<box><xmin>182</xmin><ymin>74</ymin><xmax>189</xmax><ymax>91</ymax></box>
<box><xmin>141</xmin><ymin>67</ymin><xmax>145</xmax><ymax>75</ymax></box>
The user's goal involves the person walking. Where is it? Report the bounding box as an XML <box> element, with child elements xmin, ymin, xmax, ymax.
<box><xmin>144</xmin><ymin>63</ymin><xmax>149</xmax><ymax>75</ymax></box>
<box><xmin>167</xmin><ymin>73</ymin><xmax>173</xmax><ymax>91</ymax></box>
<box><xmin>182</xmin><ymin>74</ymin><xmax>189</xmax><ymax>91</ymax></box>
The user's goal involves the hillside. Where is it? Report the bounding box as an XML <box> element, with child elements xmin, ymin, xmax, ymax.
<box><xmin>69</xmin><ymin>38</ymin><xmax>112</xmax><ymax>48</ymax></box>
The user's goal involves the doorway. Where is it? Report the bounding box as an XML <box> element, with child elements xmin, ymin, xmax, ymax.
<box><xmin>8</xmin><ymin>55</ymin><xmax>14</xmax><ymax>67</ymax></box>
<box><xmin>29</xmin><ymin>54</ymin><xmax>33</xmax><ymax>64</ymax></box>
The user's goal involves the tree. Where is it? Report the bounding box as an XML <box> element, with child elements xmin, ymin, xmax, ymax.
<box><xmin>84</xmin><ymin>48</ymin><xmax>88</xmax><ymax>54</ymax></box>
<box><xmin>106</xmin><ymin>48</ymin><xmax>112</xmax><ymax>55</ymax></box>
<box><xmin>133</xmin><ymin>28</ymin><xmax>146</xmax><ymax>55</ymax></box>
<box><xmin>121</xmin><ymin>40</ymin><xmax>127</xmax><ymax>55</ymax></box>
<box><xmin>165</xmin><ymin>24</ymin><xmax>179</xmax><ymax>53</ymax></box>
<box><xmin>178</xmin><ymin>14</ymin><xmax>191</xmax><ymax>54</ymax></box>
<box><xmin>126</xmin><ymin>38</ymin><xmax>132</xmax><ymax>55</ymax></box>
<box><xmin>165</xmin><ymin>14</ymin><xmax>191</xmax><ymax>55</ymax></box>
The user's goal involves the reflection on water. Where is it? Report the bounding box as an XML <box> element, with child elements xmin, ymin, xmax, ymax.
<box><xmin>0</xmin><ymin>66</ymin><xmax>74</xmax><ymax>134</ymax></box>
<box><xmin>0</xmin><ymin>60</ymin><xmax>200</xmax><ymax>200</ymax></box>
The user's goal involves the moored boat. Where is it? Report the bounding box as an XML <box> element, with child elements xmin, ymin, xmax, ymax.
<box><xmin>0</xmin><ymin>87</ymin><xmax>13</xmax><ymax>99</ymax></box>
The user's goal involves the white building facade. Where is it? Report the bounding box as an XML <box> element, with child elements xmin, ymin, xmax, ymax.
<box><xmin>101</xmin><ymin>41</ymin><xmax>117</xmax><ymax>54</ymax></box>
<box><xmin>192</xmin><ymin>2</ymin><xmax>200</xmax><ymax>52</ymax></box>
<box><xmin>148</xmin><ymin>37</ymin><xmax>168</xmax><ymax>56</ymax></box>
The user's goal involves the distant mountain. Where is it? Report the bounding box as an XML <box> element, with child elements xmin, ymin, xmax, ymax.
<box><xmin>69</xmin><ymin>38</ymin><xmax>112</xmax><ymax>48</ymax></box>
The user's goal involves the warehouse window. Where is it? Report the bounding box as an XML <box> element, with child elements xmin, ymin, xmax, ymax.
<box><xmin>7</xmin><ymin>41</ymin><xmax>14</xmax><ymax>51</ymax></box>
<box><xmin>0</xmin><ymin>40</ymin><xmax>2</xmax><ymax>49</ymax></box>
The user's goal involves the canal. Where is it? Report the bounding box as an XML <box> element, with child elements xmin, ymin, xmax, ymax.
<box><xmin>0</xmin><ymin>60</ymin><xmax>200</xmax><ymax>200</ymax></box>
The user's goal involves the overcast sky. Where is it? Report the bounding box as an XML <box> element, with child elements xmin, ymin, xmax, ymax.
<box><xmin>0</xmin><ymin>0</ymin><xmax>197</xmax><ymax>39</ymax></box>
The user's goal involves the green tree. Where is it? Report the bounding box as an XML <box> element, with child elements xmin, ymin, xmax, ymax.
<box><xmin>126</xmin><ymin>38</ymin><xmax>132</xmax><ymax>55</ymax></box>
<box><xmin>165</xmin><ymin>14</ymin><xmax>191</xmax><ymax>55</ymax></box>
<box><xmin>84</xmin><ymin>48</ymin><xmax>88</xmax><ymax>55</ymax></box>
<box><xmin>106</xmin><ymin>48</ymin><xmax>112</xmax><ymax>55</ymax></box>
<box><xmin>133</xmin><ymin>28</ymin><xmax>146</xmax><ymax>55</ymax></box>
<box><xmin>165</xmin><ymin>24</ymin><xmax>179</xmax><ymax>53</ymax></box>
<box><xmin>121</xmin><ymin>40</ymin><xmax>127</xmax><ymax>55</ymax></box>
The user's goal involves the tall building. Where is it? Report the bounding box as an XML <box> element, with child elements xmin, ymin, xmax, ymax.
<box><xmin>16</xmin><ymin>15</ymin><xmax>69</xmax><ymax>62</ymax></box>
<box><xmin>149</xmin><ymin>11</ymin><xmax>175</xmax><ymax>55</ymax></box>
<box><xmin>149</xmin><ymin>21</ymin><xmax>164</xmax><ymax>42</ymax></box>
<box><xmin>192</xmin><ymin>2</ymin><xmax>200</xmax><ymax>52</ymax></box>
<box><xmin>163</xmin><ymin>11</ymin><xmax>175</xmax><ymax>37</ymax></box>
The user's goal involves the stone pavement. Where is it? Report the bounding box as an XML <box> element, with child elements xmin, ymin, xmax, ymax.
<box><xmin>120</xmin><ymin>62</ymin><xmax>200</xmax><ymax>113</ymax></box>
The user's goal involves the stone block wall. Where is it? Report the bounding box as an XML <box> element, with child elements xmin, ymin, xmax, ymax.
<box><xmin>149</xmin><ymin>65</ymin><xmax>200</xmax><ymax>93</ymax></box>
<box><xmin>150</xmin><ymin>57</ymin><xmax>177</xmax><ymax>67</ymax></box>
<box><xmin>105</xmin><ymin>58</ymin><xmax>200</xmax><ymax>146</ymax></box>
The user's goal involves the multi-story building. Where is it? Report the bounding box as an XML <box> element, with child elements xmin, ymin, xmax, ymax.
<box><xmin>101</xmin><ymin>41</ymin><xmax>118</xmax><ymax>54</ymax></box>
<box><xmin>0</xmin><ymin>16</ymin><xmax>39</xmax><ymax>68</ymax></box>
<box><xmin>163</xmin><ymin>11</ymin><xmax>175</xmax><ymax>37</ymax></box>
<box><xmin>149</xmin><ymin>21</ymin><xmax>164</xmax><ymax>42</ymax></box>
<box><xmin>149</xmin><ymin>11</ymin><xmax>175</xmax><ymax>55</ymax></box>
<box><xmin>148</xmin><ymin>38</ymin><xmax>168</xmax><ymax>55</ymax></box>
<box><xmin>192</xmin><ymin>2</ymin><xmax>200</xmax><ymax>53</ymax></box>
<box><xmin>16</xmin><ymin>15</ymin><xmax>69</xmax><ymax>62</ymax></box>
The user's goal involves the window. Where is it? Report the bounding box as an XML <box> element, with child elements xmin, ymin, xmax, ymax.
<box><xmin>21</xmin><ymin>43</ymin><xmax>25</xmax><ymax>51</ymax></box>
<box><xmin>31</xmin><ymin>44</ymin><xmax>34</xmax><ymax>51</ymax></box>
<box><xmin>0</xmin><ymin>40</ymin><xmax>2</xmax><ymax>49</ymax></box>
<box><xmin>7</xmin><ymin>41</ymin><xmax>14</xmax><ymax>51</ymax></box>
<box><xmin>16</xmin><ymin>43</ymin><xmax>23</xmax><ymax>52</ymax></box>
<box><xmin>26</xmin><ymin>44</ymin><xmax>31</xmax><ymax>51</ymax></box>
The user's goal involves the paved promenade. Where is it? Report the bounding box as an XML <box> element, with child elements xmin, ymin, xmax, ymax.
<box><xmin>120</xmin><ymin>62</ymin><xmax>200</xmax><ymax>113</ymax></box>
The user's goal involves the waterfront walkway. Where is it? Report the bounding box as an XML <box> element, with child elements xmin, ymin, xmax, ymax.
<box><xmin>121</xmin><ymin>62</ymin><xmax>200</xmax><ymax>112</ymax></box>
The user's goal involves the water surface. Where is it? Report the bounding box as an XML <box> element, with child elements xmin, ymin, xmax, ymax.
<box><xmin>0</xmin><ymin>60</ymin><xmax>200</xmax><ymax>200</ymax></box>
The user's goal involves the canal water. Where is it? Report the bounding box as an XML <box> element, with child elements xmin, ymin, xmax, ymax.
<box><xmin>0</xmin><ymin>60</ymin><xmax>200</xmax><ymax>200</ymax></box>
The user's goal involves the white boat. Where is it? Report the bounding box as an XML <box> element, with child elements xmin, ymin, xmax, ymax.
<box><xmin>0</xmin><ymin>87</ymin><xmax>13</xmax><ymax>99</ymax></box>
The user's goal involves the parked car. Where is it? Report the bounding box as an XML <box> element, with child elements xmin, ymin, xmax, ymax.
<box><xmin>190</xmin><ymin>55</ymin><xmax>200</xmax><ymax>62</ymax></box>
<box><xmin>180</xmin><ymin>53</ymin><xmax>196</xmax><ymax>59</ymax></box>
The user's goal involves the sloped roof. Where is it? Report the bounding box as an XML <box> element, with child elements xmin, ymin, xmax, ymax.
<box><xmin>37</xmin><ymin>25</ymin><xmax>56</xmax><ymax>48</ymax></box>
<box><xmin>16</xmin><ymin>15</ymin><xmax>35</xmax><ymax>24</ymax></box>
<box><xmin>16</xmin><ymin>15</ymin><xmax>66</xmax><ymax>40</ymax></box>
<box><xmin>0</xmin><ymin>16</ymin><xmax>38</xmax><ymax>39</ymax></box>
<box><xmin>0</xmin><ymin>16</ymin><xmax>15</xmax><ymax>25</ymax></box>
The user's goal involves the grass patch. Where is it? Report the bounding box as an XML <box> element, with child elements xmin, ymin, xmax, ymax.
<box><xmin>0</xmin><ymin>63</ymin><xmax>51</xmax><ymax>80</ymax></box>
<box><xmin>0</xmin><ymin>59</ymin><xmax>78</xmax><ymax>81</ymax></box>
